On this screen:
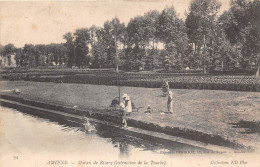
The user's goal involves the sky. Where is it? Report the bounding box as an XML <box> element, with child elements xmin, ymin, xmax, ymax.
<box><xmin>0</xmin><ymin>0</ymin><xmax>231</xmax><ymax>47</ymax></box>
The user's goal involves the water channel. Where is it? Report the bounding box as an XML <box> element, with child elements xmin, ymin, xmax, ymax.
<box><xmin>0</xmin><ymin>106</ymin><xmax>214</xmax><ymax>167</ymax></box>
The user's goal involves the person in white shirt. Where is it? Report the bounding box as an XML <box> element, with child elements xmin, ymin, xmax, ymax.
<box><xmin>122</xmin><ymin>93</ymin><xmax>132</xmax><ymax>114</ymax></box>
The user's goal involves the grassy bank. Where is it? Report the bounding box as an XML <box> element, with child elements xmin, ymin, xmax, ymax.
<box><xmin>0</xmin><ymin>81</ymin><xmax>260</xmax><ymax>150</ymax></box>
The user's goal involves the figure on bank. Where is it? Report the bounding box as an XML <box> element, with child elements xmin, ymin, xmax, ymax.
<box><xmin>167</xmin><ymin>90</ymin><xmax>174</xmax><ymax>113</ymax></box>
<box><xmin>119</xmin><ymin>100</ymin><xmax>127</xmax><ymax>127</ymax></box>
<box><xmin>122</xmin><ymin>93</ymin><xmax>132</xmax><ymax>115</ymax></box>
<box><xmin>162</xmin><ymin>81</ymin><xmax>169</xmax><ymax>97</ymax></box>
<box><xmin>118</xmin><ymin>93</ymin><xmax>132</xmax><ymax>127</ymax></box>
<box><xmin>84</xmin><ymin>117</ymin><xmax>96</xmax><ymax>132</ymax></box>
<box><xmin>145</xmin><ymin>105</ymin><xmax>153</xmax><ymax>114</ymax></box>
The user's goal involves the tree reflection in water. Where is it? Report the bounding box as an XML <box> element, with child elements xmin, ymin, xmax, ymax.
<box><xmin>119</xmin><ymin>139</ymin><xmax>130</xmax><ymax>157</ymax></box>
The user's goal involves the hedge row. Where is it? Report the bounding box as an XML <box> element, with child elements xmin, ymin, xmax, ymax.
<box><xmin>2</xmin><ymin>73</ymin><xmax>260</xmax><ymax>92</ymax></box>
<box><xmin>158</xmin><ymin>69</ymin><xmax>203</xmax><ymax>73</ymax></box>
<box><xmin>114</xmin><ymin>80</ymin><xmax>259</xmax><ymax>92</ymax></box>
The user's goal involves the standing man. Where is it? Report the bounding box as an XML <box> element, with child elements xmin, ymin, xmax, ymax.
<box><xmin>167</xmin><ymin>90</ymin><xmax>173</xmax><ymax>113</ymax></box>
<box><xmin>119</xmin><ymin>101</ymin><xmax>127</xmax><ymax>127</ymax></box>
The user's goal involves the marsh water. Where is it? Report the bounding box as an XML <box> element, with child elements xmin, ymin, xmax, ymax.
<box><xmin>0</xmin><ymin>106</ymin><xmax>210</xmax><ymax>166</ymax></box>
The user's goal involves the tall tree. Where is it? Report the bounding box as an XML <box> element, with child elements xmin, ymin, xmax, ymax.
<box><xmin>35</xmin><ymin>44</ymin><xmax>47</xmax><ymax>66</ymax></box>
<box><xmin>218</xmin><ymin>11</ymin><xmax>241</xmax><ymax>69</ymax></box>
<box><xmin>243</xmin><ymin>0</ymin><xmax>260</xmax><ymax>75</ymax></box>
<box><xmin>221</xmin><ymin>0</ymin><xmax>260</xmax><ymax>75</ymax></box>
<box><xmin>14</xmin><ymin>48</ymin><xmax>23</xmax><ymax>67</ymax></box>
<box><xmin>0</xmin><ymin>45</ymin><xmax>4</xmax><ymax>67</ymax></box>
<box><xmin>2</xmin><ymin>44</ymin><xmax>16</xmax><ymax>66</ymax></box>
<box><xmin>73</xmin><ymin>28</ymin><xmax>90</xmax><ymax>68</ymax></box>
<box><xmin>63</xmin><ymin>32</ymin><xmax>75</xmax><ymax>68</ymax></box>
<box><xmin>101</xmin><ymin>18</ymin><xmax>125</xmax><ymax>70</ymax></box>
<box><xmin>92</xmin><ymin>40</ymin><xmax>106</xmax><ymax>69</ymax></box>
<box><xmin>143</xmin><ymin>10</ymin><xmax>160</xmax><ymax>70</ymax></box>
<box><xmin>109</xmin><ymin>18</ymin><xmax>125</xmax><ymax>71</ymax></box>
<box><xmin>23</xmin><ymin>44</ymin><xmax>35</xmax><ymax>67</ymax></box>
<box><xmin>158</xmin><ymin>7</ymin><xmax>189</xmax><ymax>70</ymax></box>
<box><xmin>89</xmin><ymin>25</ymin><xmax>99</xmax><ymax>47</ymax></box>
<box><xmin>125</xmin><ymin>16</ymin><xmax>147</xmax><ymax>70</ymax></box>
<box><xmin>48</xmin><ymin>43</ymin><xmax>66</xmax><ymax>65</ymax></box>
<box><xmin>186</xmin><ymin>0</ymin><xmax>221</xmax><ymax>73</ymax></box>
<box><xmin>208</xmin><ymin>16</ymin><xmax>237</xmax><ymax>70</ymax></box>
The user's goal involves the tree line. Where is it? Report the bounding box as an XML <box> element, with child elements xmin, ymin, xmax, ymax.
<box><xmin>0</xmin><ymin>43</ymin><xmax>66</xmax><ymax>67</ymax></box>
<box><xmin>0</xmin><ymin>0</ymin><xmax>259</xmax><ymax>75</ymax></box>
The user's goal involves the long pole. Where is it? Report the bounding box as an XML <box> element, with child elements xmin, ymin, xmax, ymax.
<box><xmin>115</xmin><ymin>35</ymin><xmax>120</xmax><ymax>104</ymax></box>
<box><xmin>118</xmin><ymin>73</ymin><xmax>121</xmax><ymax>106</ymax></box>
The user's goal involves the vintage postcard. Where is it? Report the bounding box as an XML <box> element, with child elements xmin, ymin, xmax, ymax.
<box><xmin>0</xmin><ymin>0</ymin><xmax>259</xmax><ymax>167</ymax></box>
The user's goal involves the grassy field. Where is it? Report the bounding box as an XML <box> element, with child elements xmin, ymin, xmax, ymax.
<box><xmin>1</xmin><ymin>81</ymin><xmax>260</xmax><ymax>150</ymax></box>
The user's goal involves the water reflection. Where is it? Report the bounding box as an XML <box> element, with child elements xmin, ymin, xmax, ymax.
<box><xmin>119</xmin><ymin>140</ymin><xmax>130</xmax><ymax>157</ymax></box>
<box><xmin>0</xmin><ymin>106</ymin><xmax>206</xmax><ymax>159</ymax></box>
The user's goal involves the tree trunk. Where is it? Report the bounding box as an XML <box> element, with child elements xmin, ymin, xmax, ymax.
<box><xmin>115</xmin><ymin>36</ymin><xmax>119</xmax><ymax>73</ymax></box>
<box><xmin>3</xmin><ymin>56</ymin><xmax>6</xmax><ymax>66</ymax></box>
<box><xmin>203</xmin><ymin>57</ymin><xmax>206</xmax><ymax>73</ymax></box>
<box><xmin>256</xmin><ymin>53</ymin><xmax>260</xmax><ymax>77</ymax></box>
<box><xmin>180</xmin><ymin>52</ymin><xmax>183</xmax><ymax>69</ymax></box>
<box><xmin>203</xmin><ymin>35</ymin><xmax>207</xmax><ymax>74</ymax></box>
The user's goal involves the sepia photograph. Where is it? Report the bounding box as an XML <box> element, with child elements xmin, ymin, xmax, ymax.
<box><xmin>0</xmin><ymin>0</ymin><xmax>259</xmax><ymax>167</ymax></box>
